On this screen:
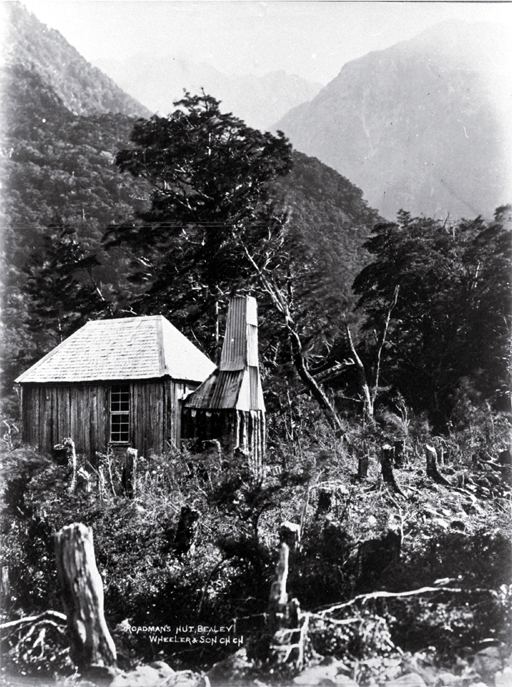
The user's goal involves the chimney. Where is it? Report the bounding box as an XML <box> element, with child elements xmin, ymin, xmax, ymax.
<box><xmin>220</xmin><ymin>296</ymin><xmax>258</xmax><ymax>371</ymax></box>
<box><xmin>219</xmin><ymin>296</ymin><xmax>264</xmax><ymax>411</ymax></box>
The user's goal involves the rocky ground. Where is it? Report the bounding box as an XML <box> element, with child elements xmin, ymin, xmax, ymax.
<box><xmin>4</xmin><ymin>644</ymin><xmax>509</xmax><ymax>687</ymax></box>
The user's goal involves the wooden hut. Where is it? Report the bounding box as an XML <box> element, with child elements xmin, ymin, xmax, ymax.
<box><xmin>182</xmin><ymin>296</ymin><xmax>266</xmax><ymax>474</ymax></box>
<box><xmin>15</xmin><ymin>316</ymin><xmax>216</xmax><ymax>457</ymax></box>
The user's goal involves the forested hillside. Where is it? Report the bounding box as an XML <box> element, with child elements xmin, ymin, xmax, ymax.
<box><xmin>3</xmin><ymin>2</ymin><xmax>150</xmax><ymax>117</ymax></box>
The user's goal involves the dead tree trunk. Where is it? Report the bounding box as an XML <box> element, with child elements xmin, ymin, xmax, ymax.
<box><xmin>121</xmin><ymin>448</ymin><xmax>138</xmax><ymax>498</ymax></box>
<box><xmin>54</xmin><ymin>524</ymin><xmax>116</xmax><ymax>671</ymax></box>
<box><xmin>236</xmin><ymin>233</ymin><xmax>344</xmax><ymax>434</ymax></box>
<box><xmin>345</xmin><ymin>323</ymin><xmax>373</xmax><ymax>420</ymax></box>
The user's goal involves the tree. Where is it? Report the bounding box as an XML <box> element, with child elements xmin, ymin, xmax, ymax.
<box><xmin>104</xmin><ymin>92</ymin><xmax>293</xmax><ymax>353</ymax></box>
<box><xmin>24</xmin><ymin>221</ymin><xmax>111</xmax><ymax>354</ymax></box>
<box><xmin>105</xmin><ymin>93</ymin><xmax>349</xmax><ymax>430</ymax></box>
<box><xmin>352</xmin><ymin>209</ymin><xmax>512</xmax><ymax>430</ymax></box>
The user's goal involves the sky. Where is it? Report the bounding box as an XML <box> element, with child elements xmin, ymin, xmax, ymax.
<box><xmin>19</xmin><ymin>0</ymin><xmax>512</xmax><ymax>84</ymax></box>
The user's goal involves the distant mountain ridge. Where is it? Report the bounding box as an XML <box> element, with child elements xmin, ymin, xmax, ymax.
<box><xmin>275</xmin><ymin>20</ymin><xmax>512</xmax><ymax>220</ymax></box>
<box><xmin>2</xmin><ymin>1</ymin><xmax>150</xmax><ymax>117</ymax></box>
<box><xmin>95</xmin><ymin>54</ymin><xmax>321</xmax><ymax>131</ymax></box>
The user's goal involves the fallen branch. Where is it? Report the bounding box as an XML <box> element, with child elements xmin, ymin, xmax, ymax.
<box><xmin>0</xmin><ymin>610</ymin><xmax>67</xmax><ymax>632</ymax></box>
<box><xmin>314</xmin><ymin>585</ymin><xmax>496</xmax><ymax>618</ymax></box>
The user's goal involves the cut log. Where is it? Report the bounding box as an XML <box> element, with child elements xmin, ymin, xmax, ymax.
<box><xmin>54</xmin><ymin>523</ymin><xmax>116</xmax><ymax>671</ymax></box>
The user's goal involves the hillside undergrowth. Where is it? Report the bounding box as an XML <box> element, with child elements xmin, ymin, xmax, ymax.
<box><xmin>1</xmin><ymin>410</ymin><xmax>510</xmax><ymax>684</ymax></box>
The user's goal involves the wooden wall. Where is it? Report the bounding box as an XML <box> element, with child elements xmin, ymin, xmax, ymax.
<box><xmin>20</xmin><ymin>378</ymin><xmax>196</xmax><ymax>458</ymax></box>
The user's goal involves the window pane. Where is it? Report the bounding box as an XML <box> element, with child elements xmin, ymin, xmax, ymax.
<box><xmin>111</xmin><ymin>414</ymin><xmax>129</xmax><ymax>442</ymax></box>
<box><xmin>111</xmin><ymin>386</ymin><xmax>129</xmax><ymax>412</ymax></box>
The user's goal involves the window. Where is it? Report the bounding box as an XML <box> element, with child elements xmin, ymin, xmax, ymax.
<box><xmin>110</xmin><ymin>385</ymin><xmax>130</xmax><ymax>442</ymax></box>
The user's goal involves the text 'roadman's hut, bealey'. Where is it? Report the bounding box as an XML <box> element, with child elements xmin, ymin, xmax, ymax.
<box><xmin>15</xmin><ymin>296</ymin><xmax>266</xmax><ymax>470</ymax></box>
<box><xmin>14</xmin><ymin>316</ymin><xmax>216</xmax><ymax>457</ymax></box>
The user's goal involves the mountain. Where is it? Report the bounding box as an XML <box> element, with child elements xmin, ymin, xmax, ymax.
<box><xmin>95</xmin><ymin>54</ymin><xmax>321</xmax><ymax>131</ymax></box>
<box><xmin>275</xmin><ymin>21</ymin><xmax>512</xmax><ymax>220</ymax></box>
<box><xmin>2</xmin><ymin>2</ymin><xmax>150</xmax><ymax>117</ymax></box>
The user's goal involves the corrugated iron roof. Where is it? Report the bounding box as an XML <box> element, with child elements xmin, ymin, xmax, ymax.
<box><xmin>184</xmin><ymin>367</ymin><xmax>265</xmax><ymax>412</ymax></box>
<box><xmin>15</xmin><ymin>316</ymin><xmax>216</xmax><ymax>384</ymax></box>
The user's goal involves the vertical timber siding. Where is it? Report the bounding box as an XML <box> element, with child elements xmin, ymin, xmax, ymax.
<box><xmin>20</xmin><ymin>378</ymin><xmax>196</xmax><ymax>457</ymax></box>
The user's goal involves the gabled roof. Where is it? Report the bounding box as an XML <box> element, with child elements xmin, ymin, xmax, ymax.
<box><xmin>15</xmin><ymin>316</ymin><xmax>216</xmax><ymax>384</ymax></box>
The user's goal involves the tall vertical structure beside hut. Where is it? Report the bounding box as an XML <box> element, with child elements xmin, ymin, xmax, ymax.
<box><xmin>183</xmin><ymin>296</ymin><xmax>266</xmax><ymax>474</ymax></box>
<box><xmin>15</xmin><ymin>316</ymin><xmax>216</xmax><ymax>458</ymax></box>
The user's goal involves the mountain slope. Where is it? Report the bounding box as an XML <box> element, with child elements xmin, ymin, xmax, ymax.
<box><xmin>275</xmin><ymin>21</ymin><xmax>512</xmax><ymax>220</ymax></box>
<box><xmin>2</xmin><ymin>62</ymin><xmax>148</xmax><ymax>268</ymax></box>
<box><xmin>2</xmin><ymin>2</ymin><xmax>150</xmax><ymax>117</ymax></box>
<box><xmin>95</xmin><ymin>54</ymin><xmax>321</xmax><ymax>131</ymax></box>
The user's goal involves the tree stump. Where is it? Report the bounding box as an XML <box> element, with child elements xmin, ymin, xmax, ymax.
<box><xmin>394</xmin><ymin>440</ymin><xmax>405</xmax><ymax>468</ymax></box>
<box><xmin>381</xmin><ymin>444</ymin><xmax>405</xmax><ymax>496</ymax></box>
<box><xmin>279</xmin><ymin>521</ymin><xmax>301</xmax><ymax>550</ymax></box>
<box><xmin>173</xmin><ymin>506</ymin><xmax>199</xmax><ymax>558</ymax></box>
<box><xmin>356</xmin><ymin>528</ymin><xmax>402</xmax><ymax>591</ymax></box>
<box><xmin>54</xmin><ymin>438</ymin><xmax>77</xmax><ymax>492</ymax></box>
<box><xmin>268</xmin><ymin>542</ymin><xmax>304</xmax><ymax>666</ymax></box>
<box><xmin>122</xmin><ymin>448</ymin><xmax>138</xmax><ymax>497</ymax></box>
<box><xmin>358</xmin><ymin>455</ymin><xmax>369</xmax><ymax>479</ymax></box>
<box><xmin>316</xmin><ymin>489</ymin><xmax>332</xmax><ymax>513</ymax></box>
<box><xmin>425</xmin><ymin>445</ymin><xmax>451</xmax><ymax>486</ymax></box>
<box><xmin>268</xmin><ymin>542</ymin><xmax>290</xmax><ymax>636</ymax></box>
<box><xmin>54</xmin><ymin>524</ymin><xmax>116</xmax><ymax>671</ymax></box>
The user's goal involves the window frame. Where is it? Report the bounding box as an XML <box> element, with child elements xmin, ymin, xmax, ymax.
<box><xmin>109</xmin><ymin>384</ymin><xmax>130</xmax><ymax>444</ymax></box>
